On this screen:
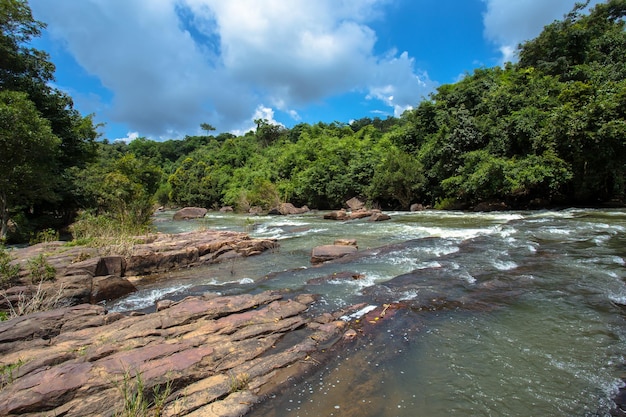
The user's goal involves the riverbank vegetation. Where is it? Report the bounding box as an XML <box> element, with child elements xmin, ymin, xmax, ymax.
<box><xmin>1</xmin><ymin>0</ymin><xmax>625</xmax><ymax>243</ymax></box>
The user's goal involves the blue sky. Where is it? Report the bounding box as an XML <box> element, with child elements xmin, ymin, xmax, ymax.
<box><xmin>27</xmin><ymin>0</ymin><xmax>597</xmax><ymax>142</ymax></box>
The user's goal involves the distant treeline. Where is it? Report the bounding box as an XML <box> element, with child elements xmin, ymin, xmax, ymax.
<box><xmin>2</xmin><ymin>0</ymin><xmax>626</xmax><ymax>242</ymax></box>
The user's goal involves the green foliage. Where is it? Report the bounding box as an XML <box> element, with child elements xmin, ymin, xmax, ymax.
<box><xmin>0</xmin><ymin>0</ymin><xmax>98</xmax><ymax>242</ymax></box>
<box><xmin>0</xmin><ymin>90</ymin><xmax>61</xmax><ymax>239</ymax></box>
<box><xmin>115</xmin><ymin>370</ymin><xmax>172</xmax><ymax>417</ymax></box>
<box><xmin>0</xmin><ymin>359</ymin><xmax>23</xmax><ymax>390</ymax></box>
<box><xmin>0</xmin><ymin>245</ymin><xmax>19</xmax><ymax>288</ymax></box>
<box><xmin>26</xmin><ymin>254</ymin><xmax>55</xmax><ymax>284</ymax></box>
<box><xmin>69</xmin><ymin>211</ymin><xmax>149</xmax><ymax>252</ymax></box>
<box><xmin>29</xmin><ymin>228</ymin><xmax>59</xmax><ymax>245</ymax></box>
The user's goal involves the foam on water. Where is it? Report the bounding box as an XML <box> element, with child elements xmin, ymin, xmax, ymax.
<box><xmin>108</xmin><ymin>283</ymin><xmax>193</xmax><ymax>312</ymax></box>
<box><xmin>340</xmin><ymin>305</ymin><xmax>377</xmax><ymax>321</ymax></box>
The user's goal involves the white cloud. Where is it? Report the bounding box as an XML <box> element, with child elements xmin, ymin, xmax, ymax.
<box><xmin>114</xmin><ymin>131</ymin><xmax>141</xmax><ymax>144</ymax></box>
<box><xmin>29</xmin><ymin>0</ymin><xmax>435</xmax><ymax>139</ymax></box>
<box><xmin>482</xmin><ymin>0</ymin><xmax>602</xmax><ymax>64</ymax></box>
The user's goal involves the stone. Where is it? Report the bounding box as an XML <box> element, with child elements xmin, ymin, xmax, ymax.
<box><xmin>369</xmin><ymin>212</ymin><xmax>391</xmax><ymax>222</ymax></box>
<box><xmin>473</xmin><ymin>201</ymin><xmax>508</xmax><ymax>212</ymax></box>
<box><xmin>410</xmin><ymin>203</ymin><xmax>425</xmax><ymax>212</ymax></box>
<box><xmin>91</xmin><ymin>275</ymin><xmax>137</xmax><ymax>303</ymax></box>
<box><xmin>346</xmin><ymin>197</ymin><xmax>365</xmax><ymax>211</ymax></box>
<box><xmin>334</xmin><ymin>239</ymin><xmax>357</xmax><ymax>247</ymax></box>
<box><xmin>268</xmin><ymin>203</ymin><xmax>309</xmax><ymax>215</ymax></box>
<box><xmin>311</xmin><ymin>245</ymin><xmax>357</xmax><ymax>264</ymax></box>
<box><xmin>324</xmin><ymin>209</ymin><xmax>349</xmax><ymax>220</ymax></box>
<box><xmin>173</xmin><ymin>206</ymin><xmax>208</xmax><ymax>220</ymax></box>
<box><xmin>0</xmin><ymin>291</ymin><xmax>360</xmax><ymax>417</ymax></box>
<box><xmin>220</xmin><ymin>206</ymin><xmax>234</xmax><ymax>212</ymax></box>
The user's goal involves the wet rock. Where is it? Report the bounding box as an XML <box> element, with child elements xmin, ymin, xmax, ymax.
<box><xmin>91</xmin><ymin>275</ymin><xmax>136</xmax><ymax>303</ymax></box>
<box><xmin>173</xmin><ymin>206</ymin><xmax>208</xmax><ymax>220</ymax></box>
<box><xmin>368</xmin><ymin>212</ymin><xmax>391</xmax><ymax>222</ymax></box>
<box><xmin>334</xmin><ymin>239</ymin><xmax>357</xmax><ymax>247</ymax></box>
<box><xmin>311</xmin><ymin>245</ymin><xmax>358</xmax><ymax>264</ymax></box>
<box><xmin>220</xmin><ymin>205</ymin><xmax>234</xmax><ymax>212</ymax></box>
<box><xmin>324</xmin><ymin>209</ymin><xmax>349</xmax><ymax>220</ymax></box>
<box><xmin>307</xmin><ymin>271</ymin><xmax>365</xmax><ymax>285</ymax></box>
<box><xmin>473</xmin><ymin>201</ymin><xmax>508</xmax><ymax>212</ymax></box>
<box><xmin>410</xmin><ymin>203</ymin><xmax>425</xmax><ymax>211</ymax></box>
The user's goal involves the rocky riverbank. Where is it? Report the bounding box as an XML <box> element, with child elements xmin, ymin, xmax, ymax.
<box><xmin>0</xmin><ymin>290</ymin><xmax>367</xmax><ymax>416</ymax></box>
<box><xmin>1</xmin><ymin>230</ymin><xmax>278</xmax><ymax>309</ymax></box>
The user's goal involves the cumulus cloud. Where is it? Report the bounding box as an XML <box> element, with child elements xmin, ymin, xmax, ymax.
<box><xmin>29</xmin><ymin>0</ymin><xmax>435</xmax><ymax>139</ymax></box>
<box><xmin>482</xmin><ymin>0</ymin><xmax>602</xmax><ymax>64</ymax></box>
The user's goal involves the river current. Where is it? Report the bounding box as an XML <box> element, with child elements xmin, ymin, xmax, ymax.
<box><xmin>108</xmin><ymin>208</ymin><xmax>626</xmax><ymax>416</ymax></box>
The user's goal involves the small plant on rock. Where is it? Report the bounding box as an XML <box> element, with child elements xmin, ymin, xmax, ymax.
<box><xmin>0</xmin><ymin>246</ymin><xmax>20</xmax><ymax>288</ymax></box>
<box><xmin>228</xmin><ymin>372</ymin><xmax>250</xmax><ymax>393</ymax></box>
<box><xmin>0</xmin><ymin>359</ymin><xmax>24</xmax><ymax>390</ymax></box>
<box><xmin>27</xmin><ymin>254</ymin><xmax>55</xmax><ymax>284</ymax></box>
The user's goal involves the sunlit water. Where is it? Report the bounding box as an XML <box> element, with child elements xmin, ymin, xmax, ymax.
<box><xmin>108</xmin><ymin>209</ymin><xmax>626</xmax><ymax>416</ymax></box>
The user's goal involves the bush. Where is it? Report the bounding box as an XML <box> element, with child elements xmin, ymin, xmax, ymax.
<box><xmin>0</xmin><ymin>246</ymin><xmax>20</xmax><ymax>288</ymax></box>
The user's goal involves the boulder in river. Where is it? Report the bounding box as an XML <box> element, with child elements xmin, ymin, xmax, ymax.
<box><xmin>311</xmin><ymin>244</ymin><xmax>357</xmax><ymax>264</ymax></box>
<box><xmin>268</xmin><ymin>203</ymin><xmax>310</xmax><ymax>215</ymax></box>
<box><xmin>173</xmin><ymin>207</ymin><xmax>207</xmax><ymax>220</ymax></box>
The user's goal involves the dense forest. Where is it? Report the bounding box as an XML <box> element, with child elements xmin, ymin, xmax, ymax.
<box><xmin>1</xmin><ymin>0</ymin><xmax>625</xmax><ymax>243</ymax></box>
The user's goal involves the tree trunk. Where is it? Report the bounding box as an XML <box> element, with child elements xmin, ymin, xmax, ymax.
<box><xmin>0</xmin><ymin>191</ymin><xmax>8</xmax><ymax>241</ymax></box>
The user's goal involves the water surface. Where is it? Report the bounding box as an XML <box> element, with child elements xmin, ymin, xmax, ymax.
<box><xmin>109</xmin><ymin>208</ymin><xmax>626</xmax><ymax>416</ymax></box>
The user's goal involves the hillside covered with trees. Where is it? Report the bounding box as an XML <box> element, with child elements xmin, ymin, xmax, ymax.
<box><xmin>1</xmin><ymin>0</ymin><xmax>625</xmax><ymax>242</ymax></box>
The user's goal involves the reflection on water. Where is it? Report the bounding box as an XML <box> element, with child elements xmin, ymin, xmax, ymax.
<box><xmin>111</xmin><ymin>209</ymin><xmax>626</xmax><ymax>416</ymax></box>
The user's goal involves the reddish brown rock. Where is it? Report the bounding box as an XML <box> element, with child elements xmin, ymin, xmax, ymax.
<box><xmin>311</xmin><ymin>245</ymin><xmax>357</xmax><ymax>264</ymax></box>
<box><xmin>345</xmin><ymin>197</ymin><xmax>365</xmax><ymax>211</ymax></box>
<box><xmin>3</xmin><ymin>230</ymin><xmax>278</xmax><ymax>310</ymax></box>
<box><xmin>0</xmin><ymin>291</ymin><xmax>363</xmax><ymax>417</ymax></box>
<box><xmin>268</xmin><ymin>203</ymin><xmax>310</xmax><ymax>215</ymax></box>
<box><xmin>173</xmin><ymin>206</ymin><xmax>208</xmax><ymax>220</ymax></box>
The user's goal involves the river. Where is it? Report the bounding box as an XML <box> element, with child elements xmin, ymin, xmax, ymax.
<box><xmin>108</xmin><ymin>208</ymin><xmax>626</xmax><ymax>416</ymax></box>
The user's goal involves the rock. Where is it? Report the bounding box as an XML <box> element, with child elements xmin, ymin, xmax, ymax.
<box><xmin>219</xmin><ymin>206</ymin><xmax>234</xmax><ymax>212</ymax></box>
<box><xmin>3</xmin><ymin>230</ymin><xmax>279</xmax><ymax>309</ymax></box>
<box><xmin>369</xmin><ymin>212</ymin><xmax>391</xmax><ymax>222</ymax></box>
<box><xmin>410</xmin><ymin>203</ymin><xmax>425</xmax><ymax>211</ymax></box>
<box><xmin>173</xmin><ymin>207</ymin><xmax>208</xmax><ymax>220</ymax></box>
<box><xmin>0</xmin><ymin>291</ymin><xmax>357</xmax><ymax>417</ymax></box>
<box><xmin>268</xmin><ymin>203</ymin><xmax>309</xmax><ymax>215</ymax></box>
<box><xmin>311</xmin><ymin>245</ymin><xmax>357</xmax><ymax>264</ymax></box>
<box><xmin>324</xmin><ymin>209</ymin><xmax>349</xmax><ymax>220</ymax></box>
<box><xmin>473</xmin><ymin>201</ymin><xmax>508</xmax><ymax>212</ymax></box>
<box><xmin>91</xmin><ymin>275</ymin><xmax>137</xmax><ymax>303</ymax></box>
<box><xmin>346</xmin><ymin>197</ymin><xmax>365</xmax><ymax>211</ymax></box>
<box><xmin>343</xmin><ymin>329</ymin><xmax>358</xmax><ymax>341</ymax></box>
<box><xmin>349</xmin><ymin>210</ymin><xmax>372</xmax><ymax>220</ymax></box>
<box><xmin>249</xmin><ymin>206</ymin><xmax>264</xmax><ymax>215</ymax></box>
<box><xmin>334</xmin><ymin>239</ymin><xmax>357</xmax><ymax>247</ymax></box>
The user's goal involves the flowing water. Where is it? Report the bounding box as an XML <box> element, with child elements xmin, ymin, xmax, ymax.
<box><xmin>108</xmin><ymin>209</ymin><xmax>626</xmax><ymax>416</ymax></box>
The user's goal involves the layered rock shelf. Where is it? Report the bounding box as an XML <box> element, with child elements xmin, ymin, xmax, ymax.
<box><xmin>1</xmin><ymin>230</ymin><xmax>278</xmax><ymax>308</ymax></box>
<box><xmin>0</xmin><ymin>291</ymin><xmax>363</xmax><ymax>416</ymax></box>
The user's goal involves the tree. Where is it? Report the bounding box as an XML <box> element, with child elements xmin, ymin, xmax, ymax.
<box><xmin>0</xmin><ymin>91</ymin><xmax>60</xmax><ymax>239</ymax></box>
<box><xmin>0</xmin><ymin>0</ymin><xmax>98</xmax><ymax>236</ymax></box>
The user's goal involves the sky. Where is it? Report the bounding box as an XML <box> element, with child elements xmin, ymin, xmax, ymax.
<box><xmin>27</xmin><ymin>0</ymin><xmax>600</xmax><ymax>142</ymax></box>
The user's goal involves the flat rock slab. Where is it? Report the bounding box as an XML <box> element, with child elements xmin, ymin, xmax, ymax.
<box><xmin>3</xmin><ymin>230</ymin><xmax>278</xmax><ymax>308</ymax></box>
<box><xmin>0</xmin><ymin>291</ymin><xmax>362</xmax><ymax>417</ymax></box>
<box><xmin>311</xmin><ymin>245</ymin><xmax>358</xmax><ymax>264</ymax></box>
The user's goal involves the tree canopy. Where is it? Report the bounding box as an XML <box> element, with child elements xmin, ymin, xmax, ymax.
<box><xmin>2</xmin><ymin>0</ymin><xmax>626</xmax><ymax>242</ymax></box>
